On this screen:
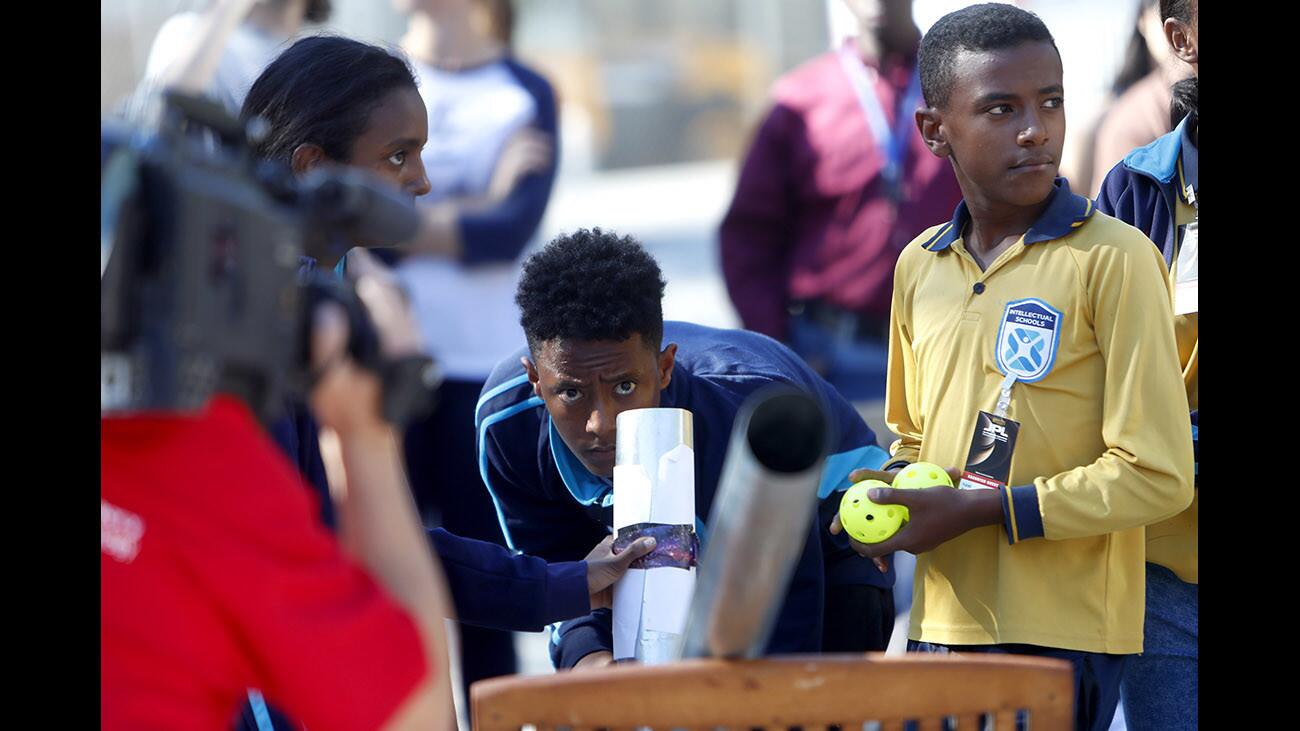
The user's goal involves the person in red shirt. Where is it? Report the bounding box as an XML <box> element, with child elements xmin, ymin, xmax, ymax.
<box><xmin>101</xmin><ymin>261</ymin><xmax>457</xmax><ymax>730</ymax></box>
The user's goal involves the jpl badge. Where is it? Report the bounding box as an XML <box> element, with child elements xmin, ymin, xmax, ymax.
<box><xmin>959</xmin><ymin>411</ymin><xmax>1020</xmax><ymax>491</ymax></box>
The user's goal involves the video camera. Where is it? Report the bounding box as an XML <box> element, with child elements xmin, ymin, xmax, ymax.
<box><xmin>101</xmin><ymin>91</ymin><xmax>440</xmax><ymax>423</ymax></box>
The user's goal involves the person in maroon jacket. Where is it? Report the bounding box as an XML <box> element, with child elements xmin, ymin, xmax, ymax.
<box><xmin>719</xmin><ymin>0</ymin><xmax>962</xmax><ymax>405</ymax></box>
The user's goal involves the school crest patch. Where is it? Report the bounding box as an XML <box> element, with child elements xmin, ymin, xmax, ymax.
<box><xmin>995</xmin><ymin>298</ymin><xmax>1062</xmax><ymax>382</ymax></box>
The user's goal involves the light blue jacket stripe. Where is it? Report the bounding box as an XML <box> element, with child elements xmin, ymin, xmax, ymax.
<box><xmin>477</xmin><ymin>395</ymin><xmax>544</xmax><ymax>552</ymax></box>
<box><xmin>475</xmin><ymin>373</ymin><xmax>532</xmax><ymax>428</ymax></box>
<box><xmin>817</xmin><ymin>444</ymin><xmax>892</xmax><ymax>499</ymax></box>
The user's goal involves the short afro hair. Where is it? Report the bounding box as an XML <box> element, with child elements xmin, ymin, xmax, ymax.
<box><xmin>919</xmin><ymin>3</ymin><xmax>1058</xmax><ymax>109</ymax></box>
<box><xmin>516</xmin><ymin>228</ymin><xmax>667</xmax><ymax>353</ymax></box>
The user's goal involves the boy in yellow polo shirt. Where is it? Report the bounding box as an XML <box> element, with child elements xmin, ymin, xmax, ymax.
<box><xmin>828</xmin><ymin>5</ymin><xmax>1195</xmax><ymax>730</ymax></box>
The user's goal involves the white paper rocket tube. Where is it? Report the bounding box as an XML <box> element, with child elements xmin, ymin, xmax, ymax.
<box><xmin>612</xmin><ymin>407</ymin><xmax>695</xmax><ymax>664</ymax></box>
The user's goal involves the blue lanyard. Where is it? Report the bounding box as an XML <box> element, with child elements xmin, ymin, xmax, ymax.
<box><xmin>838</xmin><ymin>45</ymin><xmax>923</xmax><ymax>192</ymax></box>
<box><xmin>247</xmin><ymin>690</ymin><xmax>275</xmax><ymax>731</ymax></box>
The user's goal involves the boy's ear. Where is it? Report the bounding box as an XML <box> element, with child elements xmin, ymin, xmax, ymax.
<box><xmin>916</xmin><ymin>107</ymin><xmax>951</xmax><ymax>158</ymax></box>
<box><xmin>1163</xmin><ymin>18</ymin><xmax>1198</xmax><ymax>70</ymax></box>
<box><xmin>657</xmin><ymin>343</ymin><xmax>678</xmax><ymax>391</ymax></box>
<box><xmin>522</xmin><ymin>356</ymin><xmax>541</xmax><ymax>396</ymax></box>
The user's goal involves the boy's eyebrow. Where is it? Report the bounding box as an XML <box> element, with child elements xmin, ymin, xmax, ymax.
<box><xmin>972</xmin><ymin>84</ymin><xmax>1065</xmax><ymax>106</ymax></box>
<box><xmin>972</xmin><ymin>91</ymin><xmax>1016</xmax><ymax>106</ymax></box>
<box><xmin>598</xmin><ymin>371</ymin><xmax>639</xmax><ymax>384</ymax></box>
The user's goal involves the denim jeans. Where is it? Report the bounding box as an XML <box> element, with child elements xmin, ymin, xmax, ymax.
<box><xmin>906</xmin><ymin>641</ymin><xmax>1128</xmax><ymax>731</ymax></box>
<box><xmin>787</xmin><ymin>312</ymin><xmax>889</xmax><ymax>402</ymax></box>
<box><xmin>1120</xmin><ymin>564</ymin><xmax>1198</xmax><ymax>730</ymax></box>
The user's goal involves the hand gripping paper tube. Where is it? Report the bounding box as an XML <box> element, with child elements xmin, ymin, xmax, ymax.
<box><xmin>612</xmin><ymin>407</ymin><xmax>696</xmax><ymax>664</ymax></box>
<box><xmin>678</xmin><ymin>386</ymin><xmax>829</xmax><ymax>659</ymax></box>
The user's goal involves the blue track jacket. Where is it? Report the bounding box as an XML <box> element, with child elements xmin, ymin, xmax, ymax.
<box><xmin>427</xmin><ymin>528</ymin><xmax>589</xmax><ymax>631</ymax></box>
<box><xmin>475</xmin><ymin>321</ymin><xmax>893</xmax><ymax>668</ymax></box>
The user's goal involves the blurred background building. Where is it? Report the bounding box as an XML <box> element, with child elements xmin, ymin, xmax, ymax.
<box><xmin>102</xmin><ymin>0</ymin><xmax>1136</xmax><ymax>337</ymax></box>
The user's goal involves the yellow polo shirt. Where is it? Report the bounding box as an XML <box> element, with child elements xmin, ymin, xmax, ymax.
<box><xmin>885</xmin><ymin>180</ymin><xmax>1195</xmax><ymax>654</ymax></box>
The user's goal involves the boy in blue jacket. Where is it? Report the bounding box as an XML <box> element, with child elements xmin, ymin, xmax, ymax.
<box><xmin>1095</xmin><ymin>1</ymin><xmax>1198</xmax><ymax>727</ymax></box>
<box><xmin>476</xmin><ymin>228</ymin><xmax>896</xmax><ymax>669</ymax></box>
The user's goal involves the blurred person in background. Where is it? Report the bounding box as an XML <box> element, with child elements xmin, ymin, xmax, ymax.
<box><xmin>719</xmin><ymin>0</ymin><xmax>961</xmax><ymax>407</ymax></box>
<box><xmin>142</xmin><ymin>0</ymin><xmax>332</xmax><ymax>115</ymax></box>
<box><xmin>717</xmin><ymin>0</ymin><xmax>960</xmax><ymax>652</ymax></box>
<box><xmin>1094</xmin><ymin>0</ymin><xmax>1198</xmax><ymax>727</ymax></box>
<box><xmin>1081</xmin><ymin>0</ymin><xmax>1189</xmax><ymax>196</ymax></box>
<box><xmin>340</xmin><ymin>0</ymin><xmax>561</xmax><ymax>702</ymax></box>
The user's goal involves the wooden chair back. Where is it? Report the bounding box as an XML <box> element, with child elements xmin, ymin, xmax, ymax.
<box><xmin>472</xmin><ymin>653</ymin><xmax>1074</xmax><ymax>731</ymax></box>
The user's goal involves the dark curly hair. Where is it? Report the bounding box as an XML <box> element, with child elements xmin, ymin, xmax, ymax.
<box><xmin>241</xmin><ymin>35</ymin><xmax>417</xmax><ymax>164</ymax></box>
<box><xmin>516</xmin><ymin>228</ymin><xmax>667</xmax><ymax>354</ymax></box>
<box><xmin>919</xmin><ymin>3</ymin><xmax>1058</xmax><ymax>110</ymax></box>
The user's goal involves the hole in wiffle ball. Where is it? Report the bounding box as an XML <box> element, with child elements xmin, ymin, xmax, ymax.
<box><xmin>866</xmin><ymin>514</ymin><xmax>875</xmax><ymax>521</ymax></box>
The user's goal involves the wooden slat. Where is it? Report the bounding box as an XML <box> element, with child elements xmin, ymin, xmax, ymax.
<box><xmin>471</xmin><ymin>655</ymin><xmax>1072</xmax><ymax>731</ymax></box>
<box><xmin>954</xmin><ymin>712</ymin><xmax>985</xmax><ymax>730</ymax></box>
<box><xmin>992</xmin><ymin>710</ymin><xmax>1017</xmax><ymax>729</ymax></box>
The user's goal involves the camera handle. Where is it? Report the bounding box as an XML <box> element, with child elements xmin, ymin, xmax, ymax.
<box><xmin>299</xmin><ymin>276</ymin><xmax>442</xmax><ymax>428</ymax></box>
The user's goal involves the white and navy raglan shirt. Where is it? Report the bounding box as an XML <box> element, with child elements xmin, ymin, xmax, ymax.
<box><xmin>396</xmin><ymin>57</ymin><xmax>560</xmax><ymax>383</ymax></box>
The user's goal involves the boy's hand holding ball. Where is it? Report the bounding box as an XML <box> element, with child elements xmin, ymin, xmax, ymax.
<box><xmin>830</xmin><ymin>463</ymin><xmax>961</xmax><ymax>571</ymax></box>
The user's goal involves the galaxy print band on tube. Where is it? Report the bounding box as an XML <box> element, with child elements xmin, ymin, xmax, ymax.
<box><xmin>614</xmin><ymin>523</ymin><xmax>699</xmax><ymax>570</ymax></box>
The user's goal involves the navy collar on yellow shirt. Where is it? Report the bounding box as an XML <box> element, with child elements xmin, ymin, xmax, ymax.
<box><xmin>920</xmin><ymin>177</ymin><xmax>1095</xmax><ymax>252</ymax></box>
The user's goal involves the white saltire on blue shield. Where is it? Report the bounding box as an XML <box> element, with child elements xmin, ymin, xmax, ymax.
<box><xmin>995</xmin><ymin>297</ymin><xmax>1063</xmax><ymax>383</ymax></box>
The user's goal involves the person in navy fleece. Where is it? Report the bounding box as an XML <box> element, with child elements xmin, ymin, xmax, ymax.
<box><xmin>235</xmin><ymin>38</ymin><xmax>648</xmax><ymax>730</ymax></box>
<box><xmin>477</xmin><ymin>228</ymin><xmax>897</xmax><ymax>670</ymax></box>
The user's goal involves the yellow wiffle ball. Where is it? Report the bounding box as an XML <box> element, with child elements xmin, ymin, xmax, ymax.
<box><xmin>838</xmin><ymin>479</ymin><xmax>905</xmax><ymax>544</ymax></box>
<box><xmin>889</xmin><ymin>462</ymin><xmax>955</xmax><ymax>521</ymax></box>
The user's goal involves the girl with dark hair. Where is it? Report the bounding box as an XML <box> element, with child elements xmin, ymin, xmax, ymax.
<box><xmin>238</xmin><ymin>33</ymin><xmax>432</xmax><ymax>532</ymax></box>
<box><xmin>243</xmin><ymin>34</ymin><xmax>432</xmax><ymax>200</ymax></box>
<box><xmin>1056</xmin><ymin>0</ymin><xmax>1191</xmax><ymax>197</ymax></box>
<box><xmin>209</xmin><ymin>34</ymin><xmax>445</xmax><ymax>731</ymax></box>
<box><xmin>1085</xmin><ymin>0</ymin><xmax>1192</xmax><ymax>195</ymax></box>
